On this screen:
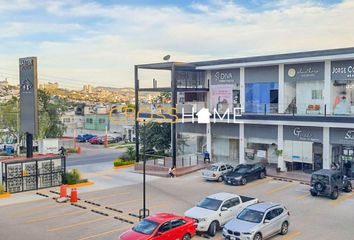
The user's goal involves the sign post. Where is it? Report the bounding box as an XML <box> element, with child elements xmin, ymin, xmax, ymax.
<box><xmin>19</xmin><ymin>57</ymin><xmax>38</xmax><ymax>158</ymax></box>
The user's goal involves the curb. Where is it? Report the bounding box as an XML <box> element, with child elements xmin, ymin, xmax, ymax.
<box><xmin>66</xmin><ymin>182</ymin><xmax>95</xmax><ymax>188</ymax></box>
<box><xmin>113</xmin><ymin>164</ymin><xmax>135</xmax><ymax>170</ymax></box>
<box><xmin>268</xmin><ymin>174</ymin><xmax>310</xmax><ymax>184</ymax></box>
<box><xmin>0</xmin><ymin>193</ymin><xmax>11</xmax><ymax>200</ymax></box>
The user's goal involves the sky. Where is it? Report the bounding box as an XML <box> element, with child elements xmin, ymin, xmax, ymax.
<box><xmin>0</xmin><ymin>0</ymin><xmax>353</xmax><ymax>89</ymax></box>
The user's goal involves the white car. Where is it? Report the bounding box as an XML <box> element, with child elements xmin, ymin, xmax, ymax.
<box><xmin>202</xmin><ymin>163</ymin><xmax>234</xmax><ymax>182</ymax></box>
<box><xmin>184</xmin><ymin>192</ymin><xmax>258</xmax><ymax>236</ymax></box>
<box><xmin>223</xmin><ymin>202</ymin><xmax>290</xmax><ymax>240</ymax></box>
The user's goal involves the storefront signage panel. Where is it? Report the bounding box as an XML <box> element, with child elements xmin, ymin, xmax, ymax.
<box><xmin>284</xmin><ymin>62</ymin><xmax>324</xmax><ymax>81</ymax></box>
<box><xmin>245</xmin><ymin>66</ymin><xmax>278</xmax><ymax>83</ymax></box>
<box><xmin>330</xmin><ymin>128</ymin><xmax>354</xmax><ymax>145</ymax></box>
<box><xmin>211</xmin><ymin>123</ymin><xmax>239</xmax><ymax>138</ymax></box>
<box><xmin>284</xmin><ymin>126</ymin><xmax>323</xmax><ymax>143</ymax></box>
<box><xmin>331</xmin><ymin>60</ymin><xmax>354</xmax><ymax>80</ymax></box>
<box><xmin>211</xmin><ymin>68</ymin><xmax>240</xmax><ymax>85</ymax></box>
<box><xmin>245</xmin><ymin>124</ymin><xmax>277</xmax><ymax>140</ymax></box>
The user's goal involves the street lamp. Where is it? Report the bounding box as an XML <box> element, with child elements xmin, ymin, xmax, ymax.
<box><xmin>139</xmin><ymin>119</ymin><xmax>149</xmax><ymax>219</ymax></box>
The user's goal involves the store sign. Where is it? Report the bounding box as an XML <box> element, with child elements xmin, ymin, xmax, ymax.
<box><xmin>211</xmin><ymin>68</ymin><xmax>240</xmax><ymax>85</ymax></box>
<box><xmin>284</xmin><ymin>62</ymin><xmax>324</xmax><ymax>81</ymax></box>
<box><xmin>284</xmin><ymin>126</ymin><xmax>322</xmax><ymax>142</ymax></box>
<box><xmin>331</xmin><ymin>60</ymin><xmax>354</xmax><ymax>80</ymax></box>
<box><xmin>19</xmin><ymin>57</ymin><xmax>38</xmax><ymax>135</ymax></box>
<box><xmin>330</xmin><ymin>128</ymin><xmax>354</xmax><ymax>144</ymax></box>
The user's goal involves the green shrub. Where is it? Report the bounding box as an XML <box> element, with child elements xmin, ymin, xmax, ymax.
<box><xmin>0</xmin><ymin>184</ymin><xmax>4</xmax><ymax>194</ymax></box>
<box><xmin>64</xmin><ymin>169</ymin><xmax>87</xmax><ymax>184</ymax></box>
<box><xmin>113</xmin><ymin>159</ymin><xmax>135</xmax><ymax>167</ymax></box>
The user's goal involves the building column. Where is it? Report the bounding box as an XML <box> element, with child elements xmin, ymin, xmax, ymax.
<box><xmin>278</xmin><ymin>64</ymin><xmax>285</xmax><ymax>113</ymax></box>
<box><xmin>134</xmin><ymin>65</ymin><xmax>140</xmax><ymax>162</ymax></box>
<box><xmin>206</xmin><ymin>123</ymin><xmax>212</xmax><ymax>157</ymax></box>
<box><xmin>240</xmin><ymin>67</ymin><xmax>245</xmax><ymax>113</ymax></box>
<box><xmin>323</xmin><ymin>127</ymin><xmax>331</xmax><ymax>169</ymax></box>
<box><xmin>171</xmin><ymin>64</ymin><xmax>177</xmax><ymax>168</ymax></box>
<box><xmin>324</xmin><ymin>60</ymin><xmax>332</xmax><ymax>115</ymax></box>
<box><xmin>277</xmin><ymin>125</ymin><xmax>286</xmax><ymax>171</ymax></box>
<box><xmin>239</xmin><ymin>123</ymin><xmax>245</xmax><ymax>164</ymax></box>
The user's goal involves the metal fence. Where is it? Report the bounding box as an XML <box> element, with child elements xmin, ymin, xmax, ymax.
<box><xmin>140</xmin><ymin>153</ymin><xmax>204</xmax><ymax>168</ymax></box>
<box><xmin>1</xmin><ymin>156</ymin><xmax>65</xmax><ymax>193</ymax></box>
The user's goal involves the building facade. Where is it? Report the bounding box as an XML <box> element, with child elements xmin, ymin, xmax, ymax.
<box><xmin>135</xmin><ymin>48</ymin><xmax>354</xmax><ymax>176</ymax></box>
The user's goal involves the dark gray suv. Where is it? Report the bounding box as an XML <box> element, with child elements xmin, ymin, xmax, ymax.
<box><xmin>310</xmin><ymin>169</ymin><xmax>352</xmax><ymax>200</ymax></box>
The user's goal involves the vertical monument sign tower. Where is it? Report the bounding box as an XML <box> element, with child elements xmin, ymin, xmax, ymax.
<box><xmin>19</xmin><ymin>57</ymin><xmax>38</xmax><ymax>158</ymax></box>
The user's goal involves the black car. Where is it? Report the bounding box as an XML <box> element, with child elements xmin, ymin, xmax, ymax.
<box><xmin>224</xmin><ymin>163</ymin><xmax>266</xmax><ymax>185</ymax></box>
<box><xmin>310</xmin><ymin>169</ymin><xmax>352</xmax><ymax>200</ymax></box>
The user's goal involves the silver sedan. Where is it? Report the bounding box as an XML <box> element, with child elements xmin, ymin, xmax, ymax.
<box><xmin>202</xmin><ymin>163</ymin><xmax>233</xmax><ymax>182</ymax></box>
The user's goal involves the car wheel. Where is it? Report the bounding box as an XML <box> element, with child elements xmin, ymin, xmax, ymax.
<box><xmin>207</xmin><ymin>221</ymin><xmax>218</xmax><ymax>237</ymax></box>
<box><xmin>280</xmin><ymin>221</ymin><xmax>289</xmax><ymax>235</ymax></box>
<box><xmin>345</xmin><ymin>183</ymin><xmax>352</xmax><ymax>193</ymax></box>
<box><xmin>254</xmin><ymin>233</ymin><xmax>262</xmax><ymax>240</ymax></box>
<box><xmin>315</xmin><ymin>182</ymin><xmax>325</xmax><ymax>192</ymax></box>
<box><xmin>182</xmin><ymin>233</ymin><xmax>191</xmax><ymax>240</ymax></box>
<box><xmin>259</xmin><ymin>171</ymin><xmax>266</xmax><ymax>179</ymax></box>
<box><xmin>310</xmin><ymin>190</ymin><xmax>318</xmax><ymax>197</ymax></box>
<box><xmin>217</xmin><ymin>176</ymin><xmax>223</xmax><ymax>182</ymax></box>
<box><xmin>331</xmin><ymin>188</ymin><xmax>339</xmax><ymax>200</ymax></box>
<box><xmin>241</xmin><ymin>178</ymin><xmax>247</xmax><ymax>185</ymax></box>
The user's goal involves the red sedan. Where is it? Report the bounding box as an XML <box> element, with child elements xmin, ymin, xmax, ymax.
<box><xmin>119</xmin><ymin>213</ymin><xmax>196</xmax><ymax>240</ymax></box>
<box><xmin>88</xmin><ymin>136</ymin><xmax>100</xmax><ymax>144</ymax></box>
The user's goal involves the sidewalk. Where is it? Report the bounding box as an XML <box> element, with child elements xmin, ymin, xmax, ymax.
<box><xmin>267</xmin><ymin>166</ymin><xmax>311</xmax><ymax>184</ymax></box>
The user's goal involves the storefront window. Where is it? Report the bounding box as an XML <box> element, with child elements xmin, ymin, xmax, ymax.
<box><xmin>284</xmin><ymin>62</ymin><xmax>325</xmax><ymax>115</ymax></box>
<box><xmin>331</xmin><ymin>60</ymin><xmax>354</xmax><ymax>115</ymax></box>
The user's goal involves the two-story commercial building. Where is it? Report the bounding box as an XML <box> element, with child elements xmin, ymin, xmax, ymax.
<box><xmin>135</xmin><ymin>47</ymin><xmax>354</xmax><ymax>176</ymax></box>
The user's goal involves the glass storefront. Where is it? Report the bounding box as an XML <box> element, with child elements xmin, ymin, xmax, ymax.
<box><xmin>284</xmin><ymin>62</ymin><xmax>325</xmax><ymax>115</ymax></box>
<box><xmin>331</xmin><ymin>60</ymin><xmax>354</xmax><ymax>115</ymax></box>
<box><xmin>283</xmin><ymin>126</ymin><xmax>323</xmax><ymax>173</ymax></box>
<box><xmin>176</xmin><ymin>123</ymin><xmax>206</xmax><ymax>156</ymax></box>
<box><xmin>211</xmin><ymin>123</ymin><xmax>239</xmax><ymax>164</ymax></box>
<box><xmin>245</xmin><ymin>66</ymin><xmax>279</xmax><ymax>114</ymax></box>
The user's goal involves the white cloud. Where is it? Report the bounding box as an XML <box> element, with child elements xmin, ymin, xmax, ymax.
<box><xmin>0</xmin><ymin>0</ymin><xmax>354</xmax><ymax>88</ymax></box>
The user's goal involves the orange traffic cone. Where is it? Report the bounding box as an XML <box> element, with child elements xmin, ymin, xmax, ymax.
<box><xmin>60</xmin><ymin>185</ymin><xmax>67</xmax><ymax>198</ymax></box>
<box><xmin>70</xmin><ymin>188</ymin><xmax>78</xmax><ymax>203</ymax></box>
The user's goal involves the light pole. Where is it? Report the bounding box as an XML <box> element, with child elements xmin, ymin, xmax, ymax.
<box><xmin>139</xmin><ymin>119</ymin><xmax>149</xmax><ymax>219</ymax></box>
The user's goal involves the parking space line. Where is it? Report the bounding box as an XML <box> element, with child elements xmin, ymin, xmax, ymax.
<box><xmin>266</xmin><ymin>182</ymin><xmax>296</xmax><ymax>195</ymax></box>
<box><xmin>295</xmin><ymin>193</ymin><xmax>309</xmax><ymax>201</ymax></box>
<box><xmin>330</xmin><ymin>193</ymin><xmax>354</xmax><ymax>207</ymax></box>
<box><xmin>48</xmin><ymin>217</ymin><xmax>109</xmax><ymax>232</ymax></box>
<box><xmin>239</xmin><ymin>178</ymin><xmax>272</xmax><ymax>190</ymax></box>
<box><xmin>12</xmin><ymin>203</ymin><xmax>60</xmax><ymax>217</ymax></box>
<box><xmin>281</xmin><ymin>231</ymin><xmax>301</xmax><ymax>240</ymax></box>
<box><xmin>77</xmin><ymin>226</ymin><xmax>131</xmax><ymax>240</ymax></box>
<box><xmin>26</xmin><ymin>210</ymin><xmax>86</xmax><ymax>224</ymax></box>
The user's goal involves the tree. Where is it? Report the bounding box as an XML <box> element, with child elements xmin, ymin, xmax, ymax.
<box><xmin>0</xmin><ymin>96</ymin><xmax>20</xmax><ymax>143</ymax></box>
<box><xmin>140</xmin><ymin>122</ymin><xmax>171</xmax><ymax>152</ymax></box>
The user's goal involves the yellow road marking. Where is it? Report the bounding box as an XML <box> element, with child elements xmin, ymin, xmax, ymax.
<box><xmin>77</xmin><ymin>226</ymin><xmax>131</xmax><ymax>240</ymax></box>
<box><xmin>12</xmin><ymin>204</ymin><xmax>61</xmax><ymax>217</ymax></box>
<box><xmin>239</xmin><ymin>178</ymin><xmax>272</xmax><ymax>190</ymax></box>
<box><xmin>48</xmin><ymin>217</ymin><xmax>109</xmax><ymax>232</ymax></box>
<box><xmin>126</xmin><ymin>201</ymin><xmax>168</xmax><ymax>213</ymax></box>
<box><xmin>108</xmin><ymin>198</ymin><xmax>140</xmax><ymax>207</ymax></box>
<box><xmin>295</xmin><ymin>193</ymin><xmax>309</xmax><ymax>201</ymax></box>
<box><xmin>331</xmin><ymin>192</ymin><xmax>354</xmax><ymax>207</ymax></box>
<box><xmin>266</xmin><ymin>182</ymin><xmax>295</xmax><ymax>195</ymax></box>
<box><xmin>281</xmin><ymin>231</ymin><xmax>301</xmax><ymax>240</ymax></box>
<box><xmin>26</xmin><ymin>210</ymin><xmax>86</xmax><ymax>224</ymax></box>
<box><xmin>85</xmin><ymin>192</ymin><xmax>130</xmax><ymax>201</ymax></box>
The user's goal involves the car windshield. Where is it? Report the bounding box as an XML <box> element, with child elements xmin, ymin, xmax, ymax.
<box><xmin>197</xmin><ymin>197</ymin><xmax>222</xmax><ymax>211</ymax></box>
<box><xmin>237</xmin><ymin>208</ymin><xmax>264</xmax><ymax>223</ymax></box>
<box><xmin>207</xmin><ymin>165</ymin><xmax>219</xmax><ymax>171</ymax></box>
<box><xmin>312</xmin><ymin>174</ymin><xmax>329</xmax><ymax>184</ymax></box>
<box><xmin>132</xmin><ymin>219</ymin><xmax>159</xmax><ymax>235</ymax></box>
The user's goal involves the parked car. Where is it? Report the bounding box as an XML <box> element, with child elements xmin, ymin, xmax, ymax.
<box><xmin>119</xmin><ymin>213</ymin><xmax>196</xmax><ymax>240</ymax></box>
<box><xmin>224</xmin><ymin>163</ymin><xmax>266</xmax><ymax>186</ymax></box>
<box><xmin>77</xmin><ymin>134</ymin><xmax>96</xmax><ymax>142</ymax></box>
<box><xmin>184</xmin><ymin>192</ymin><xmax>258</xmax><ymax>236</ymax></box>
<box><xmin>202</xmin><ymin>163</ymin><xmax>234</xmax><ymax>182</ymax></box>
<box><xmin>98</xmin><ymin>136</ymin><xmax>120</xmax><ymax>144</ymax></box>
<box><xmin>88</xmin><ymin>136</ymin><xmax>101</xmax><ymax>145</ymax></box>
<box><xmin>310</xmin><ymin>169</ymin><xmax>352</xmax><ymax>200</ymax></box>
<box><xmin>223</xmin><ymin>202</ymin><xmax>290</xmax><ymax>240</ymax></box>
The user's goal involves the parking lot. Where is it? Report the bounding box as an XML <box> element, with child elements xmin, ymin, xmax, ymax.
<box><xmin>1</xmin><ymin>168</ymin><xmax>354</xmax><ymax>240</ymax></box>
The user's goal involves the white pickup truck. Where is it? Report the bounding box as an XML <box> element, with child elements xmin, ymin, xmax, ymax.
<box><xmin>184</xmin><ymin>192</ymin><xmax>258</xmax><ymax>236</ymax></box>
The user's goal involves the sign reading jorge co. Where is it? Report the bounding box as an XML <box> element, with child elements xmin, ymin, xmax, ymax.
<box><xmin>331</xmin><ymin>60</ymin><xmax>354</xmax><ymax>80</ymax></box>
<box><xmin>285</xmin><ymin>62</ymin><xmax>324</xmax><ymax>81</ymax></box>
<box><xmin>19</xmin><ymin>57</ymin><xmax>38</xmax><ymax>135</ymax></box>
